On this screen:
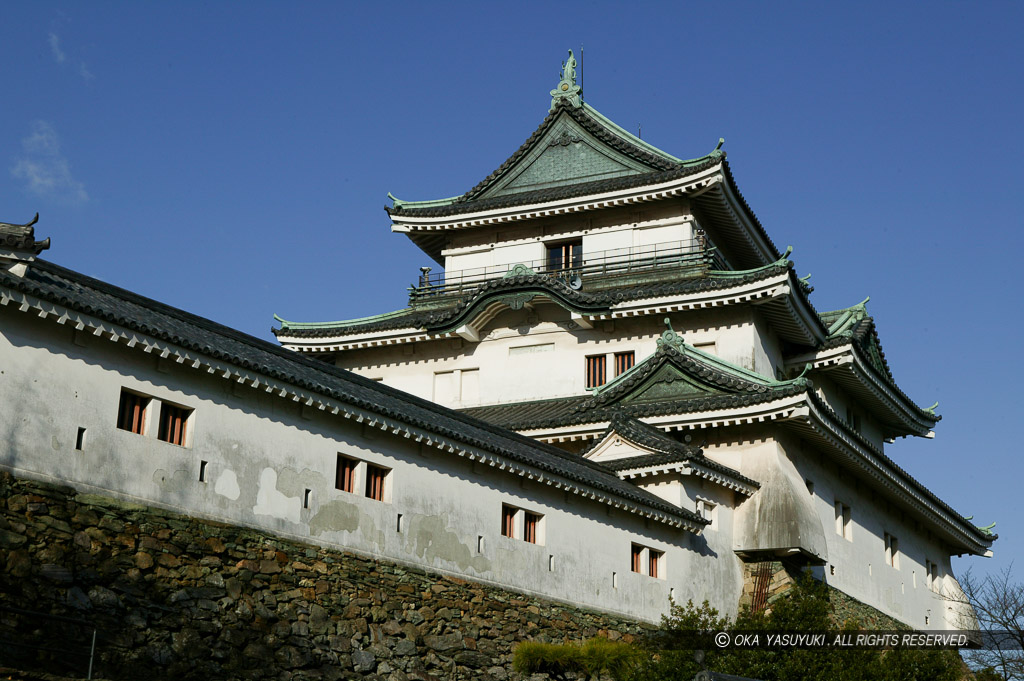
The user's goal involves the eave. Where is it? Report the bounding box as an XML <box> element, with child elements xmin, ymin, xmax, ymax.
<box><xmin>789</xmin><ymin>396</ymin><xmax>993</xmax><ymax>556</ymax></box>
<box><xmin>483</xmin><ymin>388</ymin><xmax>990</xmax><ymax>555</ymax></box>
<box><xmin>786</xmin><ymin>343</ymin><xmax>938</xmax><ymax>438</ymax></box>
<box><xmin>391</xmin><ymin>163</ymin><xmax>724</xmax><ymax>234</ymax></box>
<box><xmin>614</xmin><ymin>460</ymin><xmax>760</xmax><ymax>497</ymax></box>
<box><xmin>521</xmin><ymin>393</ymin><xmax>810</xmax><ymax>443</ymax></box>
<box><xmin>274</xmin><ymin>261</ymin><xmax>826</xmax><ymax>352</ymax></box>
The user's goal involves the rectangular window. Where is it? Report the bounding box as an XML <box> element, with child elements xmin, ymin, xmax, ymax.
<box><xmin>546</xmin><ymin>240</ymin><xmax>582</xmax><ymax>272</ymax></box>
<box><xmin>834</xmin><ymin>501</ymin><xmax>852</xmax><ymax>540</ymax></box>
<box><xmin>614</xmin><ymin>351</ymin><xmax>635</xmax><ymax>376</ymax></box>
<box><xmin>75</xmin><ymin>427</ymin><xmax>86</xmax><ymax>451</ymax></box>
<box><xmin>158</xmin><ymin>403</ymin><xmax>192</xmax><ymax>446</ymax></box>
<box><xmin>198</xmin><ymin>460</ymin><xmax>208</xmax><ymax>482</ymax></box>
<box><xmin>336</xmin><ymin>454</ymin><xmax>357</xmax><ymax>493</ymax></box>
<box><xmin>631</xmin><ymin>544</ymin><xmax>643</xmax><ymax>573</ymax></box>
<box><xmin>885</xmin><ymin>533</ymin><xmax>899</xmax><ymax>568</ymax></box>
<box><xmin>927</xmin><ymin>560</ymin><xmax>939</xmax><ymax>591</ymax></box>
<box><xmin>586</xmin><ymin>355</ymin><xmax>607</xmax><ymax>389</ymax></box>
<box><xmin>365</xmin><ymin>464</ymin><xmax>389</xmax><ymax>501</ymax></box>
<box><xmin>649</xmin><ymin>549</ymin><xmax>663</xmax><ymax>579</ymax></box>
<box><xmin>697</xmin><ymin>499</ymin><xmax>717</xmax><ymax>526</ymax></box>
<box><xmin>117</xmin><ymin>390</ymin><xmax>150</xmax><ymax>435</ymax></box>
<box><xmin>501</xmin><ymin>504</ymin><xmax>516</xmax><ymax>538</ymax></box>
<box><xmin>524</xmin><ymin>512</ymin><xmax>541</xmax><ymax>544</ymax></box>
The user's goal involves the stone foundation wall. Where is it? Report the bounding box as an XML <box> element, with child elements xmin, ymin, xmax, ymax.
<box><xmin>738</xmin><ymin>560</ymin><xmax>907</xmax><ymax>628</ymax></box>
<box><xmin>0</xmin><ymin>472</ymin><xmax>650</xmax><ymax>681</ymax></box>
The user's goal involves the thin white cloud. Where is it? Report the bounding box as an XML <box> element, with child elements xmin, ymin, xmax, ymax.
<box><xmin>11</xmin><ymin>121</ymin><xmax>89</xmax><ymax>203</ymax></box>
<box><xmin>48</xmin><ymin>29</ymin><xmax>93</xmax><ymax>82</ymax></box>
<box><xmin>48</xmin><ymin>32</ymin><xmax>65</xmax><ymax>63</ymax></box>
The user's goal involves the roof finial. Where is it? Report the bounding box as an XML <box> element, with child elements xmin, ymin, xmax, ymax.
<box><xmin>0</xmin><ymin>212</ymin><xmax>49</xmax><ymax>278</ymax></box>
<box><xmin>657</xmin><ymin>316</ymin><xmax>684</xmax><ymax>348</ymax></box>
<box><xmin>550</xmin><ymin>49</ymin><xmax>582</xmax><ymax>111</ymax></box>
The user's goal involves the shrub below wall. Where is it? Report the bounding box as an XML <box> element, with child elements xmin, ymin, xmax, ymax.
<box><xmin>0</xmin><ymin>472</ymin><xmax>650</xmax><ymax>681</ymax></box>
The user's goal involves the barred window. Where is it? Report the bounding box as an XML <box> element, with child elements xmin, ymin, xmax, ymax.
<box><xmin>158</xmin><ymin>403</ymin><xmax>191</xmax><ymax>446</ymax></box>
<box><xmin>524</xmin><ymin>512</ymin><xmax>541</xmax><ymax>544</ymax></box>
<box><xmin>365</xmin><ymin>464</ymin><xmax>389</xmax><ymax>501</ymax></box>
<box><xmin>336</xmin><ymin>454</ymin><xmax>357</xmax><ymax>493</ymax></box>
<box><xmin>501</xmin><ymin>505</ymin><xmax>516</xmax><ymax>538</ymax></box>
<box><xmin>614</xmin><ymin>351</ymin><xmax>635</xmax><ymax>376</ymax></box>
<box><xmin>649</xmin><ymin>549</ymin><xmax>663</xmax><ymax>578</ymax></box>
<box><xmin>631</xmin><ymin>544</ymin><xmax>643</xmax><ymax>573</ymax></box>
<box><xmin>117</xmin><ymin>390</ymin><xmax>150</xmax><ymax>435</ymax></box>
<box><xmin>586</xmin><ymin>355</ymin><xmax>607</xmax><ymax>389</ymax></box>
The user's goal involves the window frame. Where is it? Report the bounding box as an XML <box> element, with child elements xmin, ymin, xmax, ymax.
<box><xmin>834</xmin><ymin>501</ymin><xmax>852</xmax><ymax>541</ymax></box>
<box><xmin>546</xmin><ymin>239</ymin><xmax>582</xmax><ymax>273</ymax></box>
<box><xmin>501</xmin><ymin>504</ymin><xmax>544</xmax><ymax>545</ymax></box>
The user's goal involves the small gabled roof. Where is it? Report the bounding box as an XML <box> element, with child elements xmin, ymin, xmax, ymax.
<box><xmin>586</xmin><ymin>414</ymin><xmax>759</xmax><ymax>493</ymax></box>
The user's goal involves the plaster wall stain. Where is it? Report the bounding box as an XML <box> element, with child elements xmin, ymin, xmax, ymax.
<box><xmin>409</xmin><ymin>514</ymin><xmax>491</xmax><ymax>573</ymax></box>
<box><xmin>214</xmin><ymin>469</ymin><xmax>240</xmax><ymax>500</ymax></box>
<box><xmin>152</xmin><ymin>468</ymin><xmax>192</xmax><ymax>493</ymax></box>
<box><xmin>308</xmin><ymin>498</ymin><xmax>361</xmax><ymax>535</ymax></box>
<box><xmin>253</xmin><ymin>467</ymin><xmax>300</xmax><ymax>524</ymax></box>
<box><xmin>278</xmin><ymin>466</ymin><xmax>326</xmax><ymax>498</ymax></box>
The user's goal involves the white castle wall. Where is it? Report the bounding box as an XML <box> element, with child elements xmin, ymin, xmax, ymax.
<box><xmin>0</xmin><ymin>303</ymin><xmax>746</xmax><ymax>624</ymax></box>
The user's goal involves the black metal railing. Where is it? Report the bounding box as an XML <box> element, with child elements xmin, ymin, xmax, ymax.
<box><xmin>410</xmin><ymin>237</ymin><xmax>726</xmax><ymax>299</ymax></box>
<box><xmin>0</xmin><ymin>605</ymin><xmax>99</xmax><ymax>679</ymax></box>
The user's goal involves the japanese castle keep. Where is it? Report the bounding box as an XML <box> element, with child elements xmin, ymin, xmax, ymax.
<box><xmin>0</xmin><ymin>52</ymin><xmax>993</xmax><ymax>639</ymax></box>
<box><xmin>272</xmin><ymin>52</ymin><xmax>994</xmax><ymax>627</ymax></box>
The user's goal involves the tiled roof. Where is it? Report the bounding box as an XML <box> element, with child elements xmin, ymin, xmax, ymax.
<box><xmin>0</xmin><ymin>259</ymin><xmax>705</xmax><ymax>528</ymax></box>
<box><xmin>818</xmin><ymin>305</ymin><xmax>938</xmax><ymax>423</ymax></box>
<box><xmin>273</xmin><ymin>263</ymin><xmax>792</xmax><ymax>339</ymax></box>
<box><xmin>589</xmin><ymin>415</ymin><xmax>759</xmax><ymax>488</ymax></box>
<box><xmin>387</xmin><ymin>100</ymin><xmax>716</xmax><ymax>219</ymax></box>
<box><xmin>460</xmin><ymin>342</ymin><xmax>808</xmax><ymax>431</ymax></box>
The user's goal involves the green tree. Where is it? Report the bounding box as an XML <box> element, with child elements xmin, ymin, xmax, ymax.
<box><xmin>630</xmin><ymin>575</ymin><xmax>966</xmax><ymax>681</ymax></box>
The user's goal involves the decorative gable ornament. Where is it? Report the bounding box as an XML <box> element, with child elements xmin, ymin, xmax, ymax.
<box><xmin>550</xmin><ymin>49</ymin><xmax>582</xmax><ymax>110</ymax></box>
<box><xmin>0</xmin><ymin>213</ymin><xmax>50</xmax><ymax>278</ymax></box>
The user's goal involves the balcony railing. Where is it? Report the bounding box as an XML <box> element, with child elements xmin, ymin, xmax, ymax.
<box><xmin>410</xmin><ymin>237</ymin><xmax>726</xmax><ymax>300</ymax></box>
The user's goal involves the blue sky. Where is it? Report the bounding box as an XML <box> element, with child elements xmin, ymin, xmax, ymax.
<box><xmin>4</xmin><ymin>2</ymin><xmax>1022</xmax><ymax>582</ymax></box>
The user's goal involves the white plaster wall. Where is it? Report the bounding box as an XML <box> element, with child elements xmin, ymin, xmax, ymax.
<box><xmin>340</xmin><ymin>305</ymin><xmax>782</xmax><ymax>409</ymax></box>
<box><xmin>0</xmin><ymin>306</ymin><xmax>744</xmax><ymax>623</ymax></box>
<box><xmin>441</xmin><ymin>203</ymin><xmax>695</xmax><ymax>278</ymax></box>
<box><xmin>789</xmin><ymin>437</ymin><xmax>957</xmax><ymax>629</ymax></box>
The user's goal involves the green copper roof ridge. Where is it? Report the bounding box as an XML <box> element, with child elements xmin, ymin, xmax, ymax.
<box><xmin>823</xmin><ymin>296</ymin><xmax>871</xmax><ymax>336</ymax></box>
<box><xmin>275</xmin><ymin>307</ymin><xmax>415</xmax><ymax>330</ymax></box>
<box><xmin>708</xmin><ymin>246</ymin><xmax>794</xmax><ymax>278</ymax></box>
<box><xmin>387</xmin><ymin>191</ymin><xmax>465</xmax><ymax>210</ymax></box>
<box><xmin>581</xmin><ymin>103</ymin><xmax>725</xmax><ymax>167</ymax></box>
